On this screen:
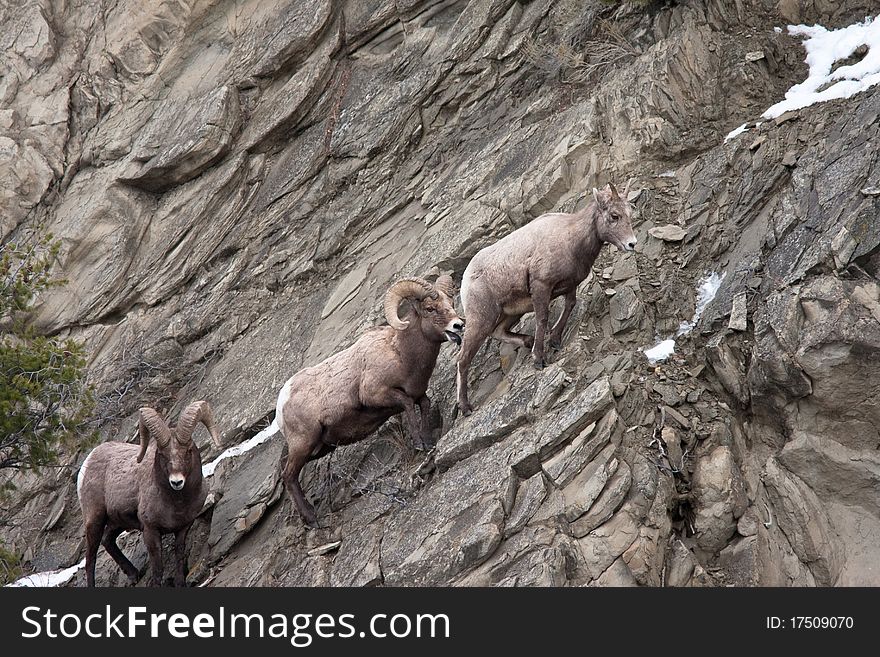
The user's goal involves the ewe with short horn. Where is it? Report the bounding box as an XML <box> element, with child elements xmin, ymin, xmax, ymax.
<box><xmin>456</xmin><ymin>180</ymin><xmax>638</xmax><ymax>415</ymax></box>
<box><xmin>275</xmin><ymin>275</ymin><xmax>464</xmax><ymax>527</ymax></box>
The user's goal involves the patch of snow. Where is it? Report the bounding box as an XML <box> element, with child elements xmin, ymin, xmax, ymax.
<box><xmin>642</xmin><ymin>271</ymin><xmax>726</xmax><ymax>364</ymax></box>
<box><xmin>202</xmin><ymin>420</ymin><xmax>279</xmax><ymax>478</ymax></box>
<box><xmin>7</xmin><ymin>559</ymin><xmax>85</xmax><ymax>587</ymax></box>
<box><xmin>774</xmin><ymin>26</ymin><xmax>783</xmax><ymax>34</ymax></box>
<box><xmin>724</xmin><ymin>123</ymin><xmax>750</xmax><ymax>142</ymax></box>
<box><xmin>677</xmin><ymin>271</ymin><xmax>726</xmax><ymax>336</ymax></box>
<box><xmin>764</xmin><ymin>16</ymin><xmax>880</xmax><ymax>119</ymax></box>
<box><xmin>644</xmin><ymin>339</ymin><xmax>676</xmax><ymax>364</ymax></box>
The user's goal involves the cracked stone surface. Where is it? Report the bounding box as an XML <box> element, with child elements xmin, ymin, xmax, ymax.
<box><xmin>4</xmin><ymin>0</ymin><xmax>880</xmax><ymax>587</ymax></box>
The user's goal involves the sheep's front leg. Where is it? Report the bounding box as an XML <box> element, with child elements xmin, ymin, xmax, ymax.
<box><xmin>367</xmin><ymin>387</ymin><xmax>421</xmax><ymax>447</ymax></box>
<box><xmin>173</xmin><ymin>525</ymin><xmax>190</xmax><ymax>587</ymax></box>
<box><xmin>416</xmin><ymin>395</ymin><xmax>432</xmax><ymax>449</ymax></box>
<box><xmin>403</xmin><ymin>398</ymin><xmax>421</xmax><ymax>447</ymax></box>
<box><xmin>142</xmin><ymin>525</ymin><xmax>164</xmax><ymax>587</ymax></box>
<box><xmin>530</xmin><ymin>283</ymin><xmax>553</xmax><ymax>369</ymax></box>
<box><xmin>548</xmin><ymin>290</ymin><xmax>577</xmax><ymax>349</ymax></box>
<box><xmin>456</xmin><ymin>311</ymin><xmax>496</xmax><ymax>416</ymax></box>
<box><xmin>395</xmin><ymin>392</ymin><xmax>423</xmax><ymax>449</ymax></box>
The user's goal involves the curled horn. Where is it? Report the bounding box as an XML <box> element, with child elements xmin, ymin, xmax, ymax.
<box><xmin>608</xmin><ymin>182</ymin><xmax>620</xmax><ymax>200</ymax></box>
<box><xmin>623</xmin><ymin>178</ymin><xmax>632</xmax><ymax>197</ymax></box>
<box><xmin>175</xmin><ymin>400</ymin><xmax>223</xmax><ymax>449</ymax></box>
<box><xmin>137</xmin><ymin>408</ymin><xmax>171</xmax><ymax>463</ymax></box>
<box><xmin>383</xmin><ymin>277</ymin><xmax>438</xmax><ymax>330</ymax></box>
<box><xmin>434</xmin><ymin>274</ymin><xmax>456</xmax><ymax>298</ymax></box>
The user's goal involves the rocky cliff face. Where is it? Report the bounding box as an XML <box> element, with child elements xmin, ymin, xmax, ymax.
<box><xmin>3</xmin><ymin>0</ymin><xmax>880</xmax><ymax>587</ymax></box>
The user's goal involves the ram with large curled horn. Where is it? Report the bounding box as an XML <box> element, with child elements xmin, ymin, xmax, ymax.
<box><xmin>77</xmin><ymin>401</ymin><xmax>223</xmax><ymax>586</ymax></box>
<box><xmin>274</xmin><ymin>274</ymin><xmax>464</xmax><ymax>526</ymax></box>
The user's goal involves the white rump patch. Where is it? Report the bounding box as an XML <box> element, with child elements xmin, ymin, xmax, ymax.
<box><xmin>76</xmin><ymin>449</ymin><xmax>95</xmax><ymax>504</ymax></box>
<box><xmin>275</xmin><ymin>377</ymin><xmax>294</xmax><ymax>425</ymax></box>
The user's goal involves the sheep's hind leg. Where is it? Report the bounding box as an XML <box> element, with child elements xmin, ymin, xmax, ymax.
<box><xmin>491</xmin><ymin>314</ymin><xmax>533</xmax><ymax>349</ymax></box>
<box><xmin>457</xmin><ymin>314</ymin><xmax>494</xmax><ymax>416</ymax></box>
<box><xmin>83</xmin><ymin>516</ymin><xmax>106</xmax><ymax>587</ymax></box>
<box><xmin>102</xmin><ymin>526</ymin><xmax>139</xmax><ymax>584</ymax></box>
<box><xmin>282</xmin><ymin>434</ymin><xmax>320</xmax><ymax>528</ymax></box>
<box><xmin>548</xmin><ymin>291</ymin><xmax>577</xmax><ymax>349</ymax></box>
<box><xmin>530</xmin><ymin>283</ymin><xmax>553</xmax><ymax>369</ymax></box>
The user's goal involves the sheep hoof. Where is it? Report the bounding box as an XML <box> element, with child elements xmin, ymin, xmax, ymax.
<box><xmin>523</xmin><ymin>336</ymin><xmax>535</xmax><ymax>349</ymax></box>
<box><xmin>548</xmin><ymin>337</ymin><xmax>562</xmax><ymax>350</ymax></box>
<box><xmin>414</xmin><ymin>438</ymin><xmax>434</xmax><ymax>452</ymax></box>
<box><xmin>533</xmin><ymin>358</ymin><xmax>545</xmax><ymax>370</ymax></box>
<box><xmin>458</xmin><ymin>402</ymin><xmax>473</xmax><ymax>416</ymax></box>
<box><xmin>411</xmin><ymin>449</ymin><xmax>436</xmax><ymax>482</ymax></box>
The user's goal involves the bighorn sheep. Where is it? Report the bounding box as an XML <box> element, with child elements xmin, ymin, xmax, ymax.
<box><xmin>456</xmin><ymin>182</ymin><xmax>637</xmax><ymax>414</ymax></box>
<box><xmin>275</xmin><ymin>275</ymin><xmax>464</xmax><ymax>526</ymax></box>
<box><xmin>77</xmin><ymin>401</ymin><xmax>223</xmax><ymax>586</ymax></box>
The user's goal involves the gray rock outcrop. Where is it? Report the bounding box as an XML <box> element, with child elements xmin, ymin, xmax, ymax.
<box><xmin>3</xmin><ymin>0</ymin><xmax>879</xmax><ymax>587</ymax></box>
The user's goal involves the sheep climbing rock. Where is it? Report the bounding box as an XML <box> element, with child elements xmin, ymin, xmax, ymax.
<box><xmin>275</xmin><ymin>275</ymin><xmax>464</xmax><ymax>527</ymax></box>
<box><xmin>77</xmin><ymin>401</ymin><xmax>223</xmax><ymax>587</ymax></box>
<box><xmin>456</xmin><ymin>181</ymin><xmax>638</xmax><ymax>415</ymax></box>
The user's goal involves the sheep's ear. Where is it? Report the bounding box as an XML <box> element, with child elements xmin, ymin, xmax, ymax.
<box><xmin>434</xmin><ymin>274</ymin><xmax>456</xmax><ymax>298</ymax></box>
<box><xmin>592</xmin><ymin>187</ymin><xmax>606</xmax><ymax>210</ymax></box>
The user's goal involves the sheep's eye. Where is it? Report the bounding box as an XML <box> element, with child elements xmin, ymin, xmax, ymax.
<box><xmin>610</xmin><ymin>213</ymin><xmax>620</xmax><ymax>222</ymax></box>
<box><xmin>426</xmin><ymin>306</ymin><xmax>436</xmax><ymax>313</ymax></box>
